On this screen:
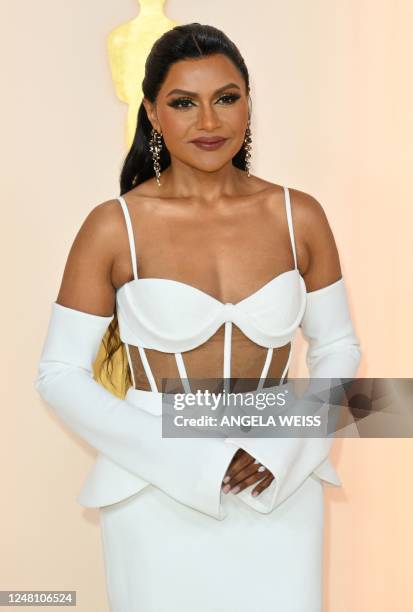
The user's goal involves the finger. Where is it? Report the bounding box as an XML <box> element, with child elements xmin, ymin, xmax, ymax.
<box><xmin>251</xmin><ymin>474</ymin><xmax>275</xmax><ymax>497</ymax></box>
<box><xmin>225</xmin><ymin>462</ymin><xmax>267</xmax><ymax>489</ymax></box>
<box><xmin>227</xmin><ymin>470</ymin><xmax>271</xmax><ymax>495</ymax></box>
<box><xmin>223</xmin><ymin>465</ymin><xmax>271</xmax><ymax>494</ymax></box>
<box><xmin>222</xmin><ymin>449</ymin><xmax>255</xmax><ymax>484</ymax></box>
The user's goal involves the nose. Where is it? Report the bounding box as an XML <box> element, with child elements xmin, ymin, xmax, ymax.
<box><xmin>196</xmin><ymin>103</ymin><xmax>222</xmax><ymax>131</ymax></box>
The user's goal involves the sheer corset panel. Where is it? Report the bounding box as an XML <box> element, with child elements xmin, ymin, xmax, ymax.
<box><xmin>127</xmin><ymin>332</ymin><xmax>294</xmax><ymax>393</ymax></box>
<box><xmin>116</xmin><ymin>187</ymin><xmax>308</xmax><ymax>394</ymax></box>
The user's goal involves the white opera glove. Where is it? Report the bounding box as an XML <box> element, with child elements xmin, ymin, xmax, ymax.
<box><xmin>224</xmin><ymin>276</ymin><xmax>362</xmax><ymax>514</ymax></box>
<box><xmin>34</xmin><ymin>302</ymin><xmax>240</xmax><ymax>520</ymax></box>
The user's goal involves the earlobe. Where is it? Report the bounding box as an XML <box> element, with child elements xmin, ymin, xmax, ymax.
<box><xmin>142</xmin><ymin>97</ymin><xmax>160</xmax><ymax>133</ymax></box>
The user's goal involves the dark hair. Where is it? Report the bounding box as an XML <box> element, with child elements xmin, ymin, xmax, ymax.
<box><xmin>99</xmin><ymin>23</ymin><xmax>251</xmax><ymax>392</ymax></box>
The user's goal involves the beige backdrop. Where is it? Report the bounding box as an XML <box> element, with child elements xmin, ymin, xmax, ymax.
<box><xmin>2</xmin><ymin>1</ymin><xmax>412</xmax><ymax>611</ymax></box>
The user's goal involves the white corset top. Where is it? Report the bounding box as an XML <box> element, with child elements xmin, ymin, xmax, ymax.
<box><xmin>115</xmin><ymin>186</ymin><xmax>307</xmax><ymax>393</ymax></box>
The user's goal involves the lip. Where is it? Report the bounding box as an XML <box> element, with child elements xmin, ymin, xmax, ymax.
<box><xmin>189</xmin><ymin>137</ymin><xmax>227</xmax><ymax>151</ymax></box>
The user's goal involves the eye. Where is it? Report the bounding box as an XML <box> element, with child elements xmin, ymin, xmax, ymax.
<box><xmin>167</xmin><ymin>93</ymin><xmax>241</xmax><ymax>110</ymax></box>
<box><xmin>217</xmin><ymin>93</ymin><xmax>241</xmax><ymax>104</ymax></box>
<box><xmin>168</xmin><ymin>97</ymin><xmax>195</xmax><ymax>109</ymax></box>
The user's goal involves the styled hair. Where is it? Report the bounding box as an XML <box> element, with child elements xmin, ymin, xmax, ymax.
<box><xmin>99</xmin><ymin>23</ymin><xmax>251</xmax><ymax>391</ymax></box>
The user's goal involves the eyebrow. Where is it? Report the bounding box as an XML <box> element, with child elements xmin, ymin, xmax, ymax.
<box><xmin>166</xmin><ymin>82</ymin><xmax>241</xmax><ymax>97</ymax></box>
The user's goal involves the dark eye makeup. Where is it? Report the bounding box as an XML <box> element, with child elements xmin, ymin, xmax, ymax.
<box><xmin>167</xmin><ymin>93</ymin><xmax>241</xmax><ymax>109</ymax></box>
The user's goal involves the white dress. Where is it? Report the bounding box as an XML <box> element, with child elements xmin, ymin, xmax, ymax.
<box><xmin>34</xmin><ymin>186</ymin><xmax>362</xmax><ymax>611</ymax></box>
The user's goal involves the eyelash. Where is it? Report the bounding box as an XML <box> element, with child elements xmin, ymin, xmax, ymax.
<box><xmin>168</xmin><ymin>93</ymin><xmax>241</xmax><ymax>109</ymax></box>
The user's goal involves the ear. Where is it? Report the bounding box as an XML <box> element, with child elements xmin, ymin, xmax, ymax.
<box><xmin>142</xmin><ymin>97</ymin><xmax>161</xmax><ymax>133</ymax></box>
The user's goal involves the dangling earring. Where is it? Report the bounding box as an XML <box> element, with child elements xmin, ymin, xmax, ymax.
<box><xmin>149</xmin><ymin>127</ymin><xmax>163</xmax><ymax>187</ymax></box>
<box><xmin>243</xmin><ymin>119</ymin><xmax>252</xmax><ymax>177</ymax></box>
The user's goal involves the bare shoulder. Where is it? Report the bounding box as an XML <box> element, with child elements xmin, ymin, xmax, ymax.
<box><xmin>69</xmin><ymin>196</ymin><xmax>140</xmax><ymax>266</ymax></box>
<box><xmin>76</xmin><ymin>198</ymin><xmax>125</xmax><ymax>243</ymax></box>
<box><xmin>250</xmin><ymin>177</ymin><xmax>331</xmax><ymax>240</ymax></box>
<box><xmin>56</xmin><ymin>198</ymin><xmax>126</xmax><ymax>315</ymax></box>
<box><xmin>288</xmin><ymin>187</ymin><xmax>333</xmax><ymax>245</ymax></box>
<box><xmin>287</xmin><ymin>186</ymin><xmax>342</xmax><ymax>289</ymax></box>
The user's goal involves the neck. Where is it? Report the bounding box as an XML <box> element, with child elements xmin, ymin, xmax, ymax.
<box><xmin>160</xmin><ymin>161</ymin><xmax>247</xmax><ymax>204</ymax></box>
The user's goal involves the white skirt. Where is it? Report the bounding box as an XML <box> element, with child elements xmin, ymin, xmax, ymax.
<box><xmin>99</xmin><ymin>469</ymin><xmax>325</xmax><ymax>612</ymax></box>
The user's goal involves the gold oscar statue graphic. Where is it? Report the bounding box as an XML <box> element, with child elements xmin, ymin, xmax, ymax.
<box><xmin>108</xmin><ymin>0</ymin><xmax>177</xmax><ymax>148</ymax></box>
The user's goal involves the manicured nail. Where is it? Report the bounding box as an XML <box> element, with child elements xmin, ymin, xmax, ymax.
<box><xmin>252</xmin><ymin>491</ymin><xmax>259</xmax><ymax>497</ymax></box>
<box><xmin>223</xmin><ymin>475</ymin><xmax>230</xmax><ymax>483</ymax></box>
<box><xmin>257</xmin><ymin>465</ymin><xmax>266</xmax><ymax>472</ymax></box>
<box><xmin>222</xmin><ymin>484</ymin><xmax>231</xmax><ymax>493</ymax></box>
<box><xmin>230</xmin><ymin>485</ymin><xmax>240</xmax><ymax>494</ymax></box>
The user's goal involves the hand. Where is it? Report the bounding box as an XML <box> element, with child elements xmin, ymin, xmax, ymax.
<box><xmin>221</xmin><ymin>448</ymin><xmax>275</xmax><ymax>497</ymax></box>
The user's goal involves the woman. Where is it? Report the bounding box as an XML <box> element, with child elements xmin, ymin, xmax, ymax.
<box><xmin>34</xmin><ymin>23</ymin><xmax>361</xmax><ymax>612</ymax></box>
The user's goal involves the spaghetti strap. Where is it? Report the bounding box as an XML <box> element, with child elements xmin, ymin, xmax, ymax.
<box><xmin>117</xmin><ymin>196</ymin><xmax>138</xmax><ymax>280</ymax></box>
<box><xmin>283</xmin><ymin>186</ymin><xmax>298</xmax><ymax>270</ymax></box>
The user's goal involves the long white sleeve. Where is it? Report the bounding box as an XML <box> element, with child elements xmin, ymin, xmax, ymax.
<box><xmin>34</xmin><ymin>302</ymin><xmax>240</xmax><ymax>520</ymax></box>
<box><xmin>299</xmin><ymin>277</ymin><xmax>362</xmax><ymax>378</ymax></box>
<box><xmin>224</xmin><ymin>276</ymin><xmax>362</xmax><ymax>513</ymax></box>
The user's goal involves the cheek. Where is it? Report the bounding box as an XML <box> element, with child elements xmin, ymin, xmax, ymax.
<box><xmin>225</xmin><ymin>107</ymin><xmax>249</xmax><ymax>142</ymax></box>
<box><xmin>159</xmin><ymin>108</ymin><xmax>190</xmax><ymax>137</ymax></box>
<box><xmin>231</xmin><ymin>106</ymin><xmax>249</xmax><ymax>130</ymax></box>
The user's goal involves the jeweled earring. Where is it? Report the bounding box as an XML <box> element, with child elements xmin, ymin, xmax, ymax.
<box><xmin>243</xmin><ymin>119</ymin><xmax>252</xmax><ymax>177</ymax></box>
<box><xmin>149</xmin><ymin>127</ymin><xmax>163</xmax><ymax>187</ymax></box>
